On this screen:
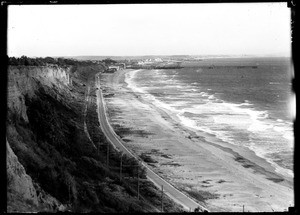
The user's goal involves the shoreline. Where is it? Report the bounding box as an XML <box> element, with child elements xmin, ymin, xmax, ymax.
<box><xmin>100</xmin><ymin>69</ymin><xmax>294</xmax><ymax>212</ymax></box>
<box><xmin>125</xmin><ymin>69</ymin><xmax>293</xmax><ymax>178</ymax></box>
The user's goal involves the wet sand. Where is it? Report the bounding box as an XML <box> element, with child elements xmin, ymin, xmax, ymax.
<box><xmin>100</xmin><ymin>69</ymin><xmax>294</xmax><ymax>212</ymax></box>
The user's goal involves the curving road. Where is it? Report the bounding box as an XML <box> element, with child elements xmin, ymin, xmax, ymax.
<box><xmin>95</xmin><ymin>73</ymin><xmax>208</xmax><ymax>212</ymax></box>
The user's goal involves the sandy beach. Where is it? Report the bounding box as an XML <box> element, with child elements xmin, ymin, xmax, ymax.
<box><xmin>99</xmin><ymin>69</ymin><xmax>294</xmax><ymax>212</ymax></box>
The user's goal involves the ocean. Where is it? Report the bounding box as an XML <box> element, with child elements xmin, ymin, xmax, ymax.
<box><xmin>125</xmin><ymin>57</ymin><xmax>294</xmax><ymax>177</ymax></box>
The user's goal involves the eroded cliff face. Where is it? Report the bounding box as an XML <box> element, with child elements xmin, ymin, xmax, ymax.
<box><xmin>7</xmin><ymin>139</ymin><xmax>38</xmax><ymax>209</ymax></box>
<box><xmin>7</xmin><ymin>66</ymin><xmax>71</xmax><ymax>122</ymax></box>
<box><xmin>7</xmin><ymin>65</ymin><xmax>71</xmax><ymax>212</ymax></box>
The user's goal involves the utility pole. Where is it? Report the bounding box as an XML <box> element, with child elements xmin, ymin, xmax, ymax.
<box><xmin>107</xmin><ymin>144</ymin><xmax>109</xmax><ymax>167</ymax></box>
<box><xmin>161</xmin><ymin>185</ymin><xmax>164</xmax><ymax>212</ymax></box>
<box><xmin>137</xmin><ymin>165</ymin><xmax>140</xmax><ymax>200</ymax></box>
<box><xmin>120</xmin><ymin>154</ymin><xmax>123</xmax><ymax>182</ymax></box>
<box><xmin>243</xmin><ymin>205</ymin><xmax>244</xmax><ymax>212</ymax></box>
<box><xmin>68</xmin><ymin>182</ymin><xmax>71</xmax><ymax>204</ymax></box>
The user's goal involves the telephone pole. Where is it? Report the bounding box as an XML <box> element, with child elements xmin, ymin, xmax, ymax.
<box><xmin>137</xmin><ymin>165</ymin><xmax>140</xmax><ymax>200</ymax></box>
<box><xmin>161</xmin><ymin>185</ymin><xmax>164</xmax><ymax>212</ymax></box>
<box><xmin>120</xmin><ymin>154</ymin><xmax>123</xmax><ymax>182</ymax></box>
<box><xmin>68</xmin><ymin>182</ymin><xmax>71</xmax><ymax>204</ymax></box>
<box><xmin>107</xmin><ymin>144</ymin><xmax>109</xmax><ymax>167</ymax></box>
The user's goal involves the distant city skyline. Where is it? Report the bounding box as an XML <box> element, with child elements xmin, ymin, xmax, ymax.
<box><xmin>8</xmin><ymin>3</ymin><xmax>291</xmax><ymax>57</ymax></box>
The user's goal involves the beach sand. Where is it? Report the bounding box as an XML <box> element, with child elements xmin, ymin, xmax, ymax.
<box><xmin>99</xmin><ymin>69</ymin><xmax>294</xmax><ymax>212</ymax></box>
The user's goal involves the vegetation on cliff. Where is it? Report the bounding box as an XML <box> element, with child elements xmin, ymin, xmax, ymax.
<box><xmin>8</xmin><ymin>56</ymin><xmax>97</xmax><ymax>67</ymax></box>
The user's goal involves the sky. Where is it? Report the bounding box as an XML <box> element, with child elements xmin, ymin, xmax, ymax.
<box><xmin>7</xmin><ymin>3</ymin><xmax>291</xmax><ymax>57</ymax></box>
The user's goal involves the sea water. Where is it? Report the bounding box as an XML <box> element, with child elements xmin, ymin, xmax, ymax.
<box><xmin>126</xmin><ymin>57</ymin><xmax>294</xmax><ymax>177</ymax></box>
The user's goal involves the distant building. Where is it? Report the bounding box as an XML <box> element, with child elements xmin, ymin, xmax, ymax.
<box><xmin>108</xmin><ymin>65</ymin><xmax>120</xmax><ymax>70</ymax></box>
<box><xmin>105</xmin><ymin>68</ymin><xmax>117</xmax><ymax>73</ymax></box>
<box><xmin>154</xmin><ymin>58</ymin><xmax>163</xmax><ymax>62</ymax></box>
<box><xmin>116</xmin><ymin>63</ymin><xmax>126</xmax><ymax>70</ymax></box>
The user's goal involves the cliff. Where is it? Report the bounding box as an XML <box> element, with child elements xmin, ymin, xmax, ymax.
<box><xmin>6</xmin><ymin>64</ymin><xmax>182</xmax><ymax>213</ymax></box>
<box><xmin>7</xmin><ymin>139</ymin><xmax>38</xmax><ymax>210</ymax></box>
<box><xmin>7</xmin><ymin>65</ymin><xmax>72</xmax><ymax>123</ymax></box>
<box><xmin>7</xmin><ymin>65</ymin><xmax>72</xmax><ymax>212</ymax></box>
<box><xmin>7</xmin><ymin>139</ymin><xmax>64</xmax><ymax>212</ymax></box>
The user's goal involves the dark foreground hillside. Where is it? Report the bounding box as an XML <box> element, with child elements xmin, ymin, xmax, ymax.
<box><xmin>6</xmin><ymin>60</ymin><xmax>183</xmax><ymax>212</ymax></box>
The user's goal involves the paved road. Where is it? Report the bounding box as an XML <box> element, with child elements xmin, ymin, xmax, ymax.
<box><xmin>95</xmin><ymin>73</ymin><xmax>208</xmax><ymax>212</ymax></box>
